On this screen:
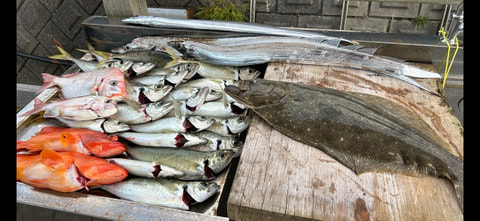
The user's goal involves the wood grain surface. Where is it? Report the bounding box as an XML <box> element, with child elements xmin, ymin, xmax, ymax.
<box><xmin>227</xmin><ymin>63</ymin><xmax>463</xmax><ymax>220</ymax></box>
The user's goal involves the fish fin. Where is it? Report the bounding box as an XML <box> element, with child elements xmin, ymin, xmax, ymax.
<box><xmin>18</xmin><ymin>98</ymin><xmax>46</xmax><ymax>117</ymax></box>
<box><xmin>163</xmin><ymin>45</ymin><xmax>185</xmax><ymax>68</ymax></box>
<box><xmin>59</xmin><ymin>132</ymin><xmax>76</xmax><ymax>148</ymax></box>
<box><xmin>170</xmin><ymin>94</ymin><xmax>182</xmax><ymax>120</ymax></box>
<box><xmin>16</xmin><ymin>140</ymin><xmax>43</xmax><ymax>153</ymax></box>
<box><xmin>40</xmin><ymin>148</ymin><xmax>67</xmax><ymax>170</ymax></box>
<box><xmin>37</xmin><ymin>73</ymin><xmax>58</xmax><ymax>95</ymax></box>
<box><xmin>219</xmin><ymin>85</ymin><xmax>229</xmax><ymax>108</ymax></box>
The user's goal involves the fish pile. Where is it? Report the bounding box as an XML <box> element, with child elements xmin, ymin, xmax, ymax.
<box><xmin>16</xmin><ymin>39</ymin><xmax>258</xmax><ymax>211</ymax></box>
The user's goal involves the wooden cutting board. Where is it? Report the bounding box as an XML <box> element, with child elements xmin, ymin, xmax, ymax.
<box><xmin>227</xmin><ymin>62</ymin><xmax>463</xmax><ymax>220</ymax></box>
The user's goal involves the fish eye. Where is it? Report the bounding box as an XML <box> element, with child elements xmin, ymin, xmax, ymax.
<box><xmin>125</xmin><ymin>45</ymin><xmax>130</xmax><ymax>50</ymax></box>
<box><xmin>105</xmin><ymin>99</ymin><xmax>112</xmax><ymax>103</ymax></box>
<box><xmin>248</xmin><ymin>69</ymin><xmax>253</xmax><ymax>74</ymax></box>
<box><xmin>108</xmin><ymin>160</ymin><xmax>115</xmax><ymax>164</ymax></box>
<box><xmin>110</xmin><ymin>80</ymin><xmax>118</xmax><ymax>86</ymax></box>
<box><xmin>154</xmin><ymin>84</ymin><xmax>163</xmax><ymax>89</ymax></box>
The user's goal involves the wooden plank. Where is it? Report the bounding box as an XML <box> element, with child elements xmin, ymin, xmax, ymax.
<box><xmin>103</xmin><ymin>0</ymin><xmax>148</xmax><ymax>18</ymax></box>
<box><xmin>227</xmin><ymin>63</ymin><xmax>463</xmax><ymax>220</ymax></box>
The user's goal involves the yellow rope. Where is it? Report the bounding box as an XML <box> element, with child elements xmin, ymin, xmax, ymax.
<box><xmin>438</xmin><ymin>27</ymin><xmax>459</xmax><ymax>88</ymax></box>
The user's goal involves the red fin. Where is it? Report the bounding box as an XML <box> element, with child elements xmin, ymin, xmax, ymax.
<box><xmin>59</xmin><ymin>132</ymin><xmax>77</xmax><ymax>148</ymax></box>
<box><xmin>37</xmin><ymin>73</ymin><xmax>57</xmax><ymax>94</ymax></box>
<box><xmin>16</xmin><ymin>140</ymin><xmax>43</xmax><ymax>153</ymax></box>
<box><xmin>18</xmin><ymin>98</ymin><xmax>46</xmax><ymax>117</ymax></box>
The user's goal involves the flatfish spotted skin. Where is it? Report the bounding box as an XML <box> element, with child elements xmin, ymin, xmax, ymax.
<box><xmin>224</xmin><ymin>79</ymin><xmax>463</xmax><ymax>211</ymax></box>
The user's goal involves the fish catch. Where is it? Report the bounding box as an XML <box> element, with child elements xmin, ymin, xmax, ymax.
<box><xmin>224</xmin><ymin>79</ymin><xmax>463</xmax><ymax>211</ymax></box>
<box><xmin>17</xmin><ymin>148</ymin><xmax>128</xmax><ymax>192</ymax></box>
<box><xmin>17</xmin><ymin>126</ymin><xmax>126</xmax><ymax>158</ymax></box>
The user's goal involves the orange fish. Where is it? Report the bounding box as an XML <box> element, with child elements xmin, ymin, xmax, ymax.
<box><xmin>17</xmin><ymin>126</ymin><xmax>126</xmax><ymax>158</ymax></box>
<box><xmin>17</xmin><ymin>149</ymin><xmax>128</xmax><ymax>192</ymax></box>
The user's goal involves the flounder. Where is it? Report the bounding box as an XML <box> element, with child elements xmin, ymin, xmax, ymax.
<box><xmin>224</xmin><ymin>79</ymin><xmax>463</xmax><ymax>212</ymax></box>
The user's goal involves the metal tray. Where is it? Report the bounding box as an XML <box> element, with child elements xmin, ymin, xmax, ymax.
<box><xmin>16</xmin><ymin>64</ymin><xmax>235</xmax><ymax>220</ymax></box>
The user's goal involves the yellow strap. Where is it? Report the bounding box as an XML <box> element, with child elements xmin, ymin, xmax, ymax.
<box><xmin>438</xmin><ymin>27</ymin><xmax>459</xmax><ymax>88</ymax></box>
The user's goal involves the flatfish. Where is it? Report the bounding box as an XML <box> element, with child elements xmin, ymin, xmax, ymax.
<box><xmin>224</xmin><ymin>79</ymin><xmax>463</xmax><ymax>212</ymax></box>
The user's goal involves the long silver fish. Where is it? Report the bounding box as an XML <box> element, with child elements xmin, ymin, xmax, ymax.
<box><xmin>170</xmin><ymin>39</ymin><xmax>441</xmax><ymax>79</ymax></box>
<box><xmin>99</xmin><ymin>178</ymin><xmax>220</xmax><ymax>210</ymax></box>
<box><xmin>126</xmin><ymin>146</ymin><xmax>234</xmax><ymax>180</ymax></box>
<box><xmin>121</xmin><ymin>16</ymin><xmax>354</xmax><ymax>46</ymax></box>
<box><xmin>224</xmin><ymin>79</ymin><xmax>463</xmax><ymax>212</ymax></box>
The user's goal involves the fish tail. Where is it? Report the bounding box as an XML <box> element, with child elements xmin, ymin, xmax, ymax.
<box><xmin>16</xmin><ymin>140</ymin><xmax>43</xmax><ymax>153</ymax></box>
<box><xmin>37</xmin><ymin>73</ymin><xmax>58</xmax><ymax>95</ymax></box>
<box><xmin>48</xmin><ymin>46</ymin><xmax>73</xmax><ymax>61</ymax></box>
<box><xmin>163</xmin><ymin>45</ymin><xmax>185</xmax><ymax>68</ymax></box>
<box><xmin>18</xmin><ymin>98</ymin><xmax>46</xmax><ymax>117</ymax></box>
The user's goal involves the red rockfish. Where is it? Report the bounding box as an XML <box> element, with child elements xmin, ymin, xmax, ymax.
<box><xmin>17</xmin><ymin>149</ymin><xmax>128</xmax><ymax>192</ymax></box>
<box><xmin>17</xmin><ymin>126</ymin><xmax>126</xmax><ymax>158</ymax></box>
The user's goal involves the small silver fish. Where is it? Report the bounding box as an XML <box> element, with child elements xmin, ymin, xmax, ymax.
<box><xmin>129</xmin><ymin>116</ymin><xmax>215</xmax><ymax>133</ymax></box>
<box><xmin>126</xmin><ymin>146</ymin><xmax>234</xmax><ymax>180</ymax></box>
<box><xmin>117</xmin><ymin>132</ymin><xmax>207</xmax><ymax>148</ymax></box>
<box><xmin>107</xmin><ymin>158</ymin><xmax>184</xmax><ymax>178</ymax></box>
<box><xmin>55</xmin><ymin>118</ymin><xmax>130</xmax><ymax>133</ymax></box>
<box><xmin>99</xmin><ymin>178</ymin><xmax>220</xmax><ymax>210</ymax></box>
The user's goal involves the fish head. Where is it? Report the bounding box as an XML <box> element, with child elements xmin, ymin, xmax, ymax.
<box><xmin>89</xmin><ymin>97</ymin><xmax>118</xmax><ymax>118</ymax></box>
<box><xmin>206</xmin><ymin>149</ymin><xmax>234</xmax><ymax>174</ymax></box>
<box><xmin>184</xmin><ymin>181</ymin><xmax>220</xmax><ymax>203</ymax></box>
<box><xmin>80</xmin><ymin>133</ymin><xmax>126</xmax><ymax>158</ymax></box>
<box><xmin>71</xmin><ymin>152</ymin><xmax>128</xmax><ymax>187</ymax></box>
<box><xmin>183</xmin><ymin>63</ymin><xmax>200</xmax><ymax>80</ymax></box>
<box><xmin>186</xmin><ymin>116</ymin><xmax>215</xmax><ymax>132</ymax></box>
<box><xmin>143</xmin><ymin>84</ymin><xmax>173</xmax><ymax>102</ymax></box>
<box><xmin>132</xmin><ymin>62</ymin><xmax>156</xmax><ymax>75</ymax></box>
<box><xmin>102</xmin><ymin>119</ymin><xmax>130</xmax><ymax>133</ymax></box>
<box><xmin>145</xmin><ymin>101</ymin><xmax>174</xmax><ymax>119</ymax></box>
<box><xmin>99</xmin><ymin>59</ymin><xmax>134</xmax><ymax>73</ymax></box>
<box><xmin>97</xmin><ymin>67</ymin><xmax>128</xmax><ymax>98</ymax></box>
<box><xmin>224</xmin><ymin>79</ymin><xmax>289</xmax><ymax>109</ymax></box>
<box><xmin>227</xmin><ymin>115</ymin><xmax>251</xmax><ymax>134</ymax></box>
<box><xmin>238</xmin><ymin>67</ymin><xmax>261</xmax><ymax>80</ymax></box>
